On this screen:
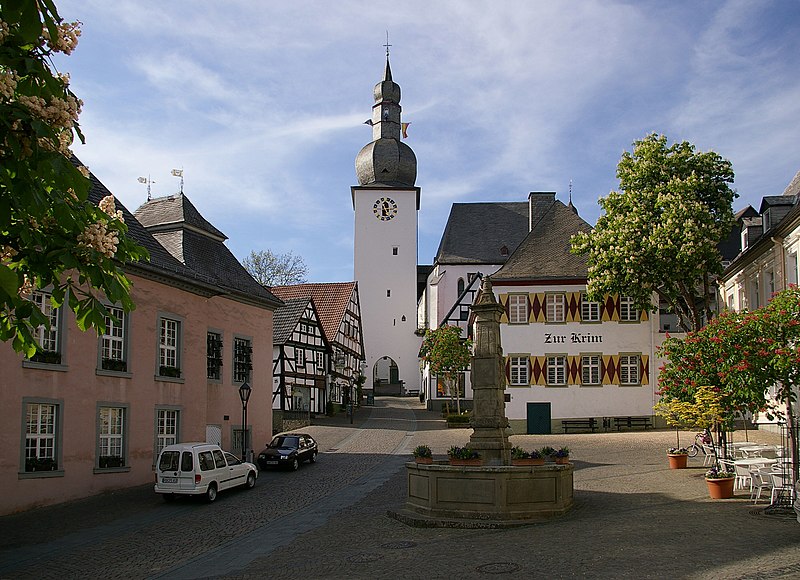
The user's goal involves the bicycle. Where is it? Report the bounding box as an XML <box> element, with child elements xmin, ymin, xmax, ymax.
<box><xmin>687</xmin><ymin>430</ymin><xmax>713</xmax><ymax>458</ymax></box>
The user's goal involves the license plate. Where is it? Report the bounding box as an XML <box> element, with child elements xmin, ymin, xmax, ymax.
<box><xmin>265</xmin><ymin>461</ymin><xmax>278</xmax><ymax>465</ymax></box>
<box><xmin>162</xmin><ymin>477</ymin><xmax>178</xmax><ymax>483</ymax></box>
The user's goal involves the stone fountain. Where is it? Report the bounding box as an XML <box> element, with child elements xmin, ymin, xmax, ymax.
<box><xmin>390</xmin><ymin>277</ymin><xmax>574</xmax><ymax>528</ymax></box>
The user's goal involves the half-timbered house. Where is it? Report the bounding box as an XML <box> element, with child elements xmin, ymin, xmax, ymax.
<box><xmin>270</xmin><ymin>283</ymin><xmax>365</xmax><ymax>409</ymax></box>
<box><xmin>271</xmin><ymin>297</ymin><xmax>330</xmax><ymax>425</ymax></box>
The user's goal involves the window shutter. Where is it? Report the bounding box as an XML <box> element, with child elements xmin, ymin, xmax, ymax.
<box><xmin>504</xmin><ymin>356</ymin><xmax>511</xmax><ymax>383</ymax></box>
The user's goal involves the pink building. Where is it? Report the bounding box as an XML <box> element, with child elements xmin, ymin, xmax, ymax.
<box><xmin>0</xmin><ymin>169</ymin><xmax>281</xmax><ymax>514</ymax></box>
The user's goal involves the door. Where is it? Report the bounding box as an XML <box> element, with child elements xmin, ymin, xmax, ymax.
<box><xmin>526</xmin><ymin>402</ymin><xmax>551</xmax><ymax>434</ymax></box>
<box><xmin>206</xmin><ymin>424</ymin><xmax>222</xmax><ymax>446</ymax></box>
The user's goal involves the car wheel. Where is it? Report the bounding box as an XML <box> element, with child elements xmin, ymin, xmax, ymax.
<box><xmin>246</xmin><ymin>471</ymin><xmax>256</xmax><ymax>489</ymax></box>
<box><xmin>205</xmin><ymin>484</ymin><xmax>218</xmax><ymax>503</ymax></box>
<box><xmin>309</xmin><ymin>452</ymin><xmax>317</xmax><ymax>463</ymax></box>
<box><xmin>291</xmin><ymin>458</ymin><xmax>299</xmax><ymax>471</ymax></box>
<box><xmin>162</xmin><ymin>493</ymin><xmax>176</xmax><ymax>502</ymax></box>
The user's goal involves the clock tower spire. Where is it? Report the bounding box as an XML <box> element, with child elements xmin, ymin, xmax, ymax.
<box><xmin>355</xmin><ymin>55</ymin><xmax>417</xmax><ymax>188</ymax></box>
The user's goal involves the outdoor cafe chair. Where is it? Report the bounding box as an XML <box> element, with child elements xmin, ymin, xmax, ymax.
<box><xmin>770</xmin><ymin>472</ymin><xmax>793</xmax><ymax>505</ymax></box>
<box><xmin>750</xmin><ymin>468</ymin><xmax>774</xmax><ymax>504</ymax></box>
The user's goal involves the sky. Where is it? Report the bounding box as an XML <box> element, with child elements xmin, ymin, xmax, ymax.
<box><xmin>54</xmin><ymin>0</ymin><xmax>800</xmax><ymax>283</ymax></box>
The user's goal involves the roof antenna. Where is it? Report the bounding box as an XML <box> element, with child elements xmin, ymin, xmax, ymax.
<box><xmin>384</xmin><ymin>30</ymin><xmax>391</xmax><ymax>58</ymax></box>
<box><xmin>171</xmin><ymin>168</ymin><xmax>184</xmax><ymax>194</ymax></box>
<box><xmin>568</xmin><ymin>179</ymin><xmax>573</xmax><ymax>205</ymax></box>
<box><xmin>137</xmin><ymin>175</ymin><xmax>155</xmax><ymax>201</ymax></box>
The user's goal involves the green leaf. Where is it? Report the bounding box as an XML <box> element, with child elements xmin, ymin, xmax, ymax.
<box><xmin>0</xmin><ymin>263</ymin><xmax>19</xmax><ymax>299</ymax></box>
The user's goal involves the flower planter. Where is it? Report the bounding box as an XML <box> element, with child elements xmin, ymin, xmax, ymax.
<box><xmin>706</xmin><ymin>477</ymin><xmax>735</xmax><ymax>499</ymax></box>
<box><xmin>554</xmin><ymin>457</ymin><xmax>570</xmax><ymax>465</ymax></box>
<box><xmin>414</xmin><ymin>457</ymin><xmax>433</xmax><ymax>464</ymax></box>
<box><xmin>449</xmin><ymin>458</ymin><xmax>482</xmax><ymax>466</ymax></box>
<box><xmin>512</xmin><ymin>458</ymin><xmax>545</xmax><ymax>466</ymax></box>
<box><xmin>668</xmin><ymin>454</ymin><xmax>688</xmax><ymax>469</ymax></box>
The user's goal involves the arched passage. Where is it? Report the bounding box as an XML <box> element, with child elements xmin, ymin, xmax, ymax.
<box><xmin>373</xmin><ymin>356</ymin><xmax>401</xmax><ymax>395</ymax></box>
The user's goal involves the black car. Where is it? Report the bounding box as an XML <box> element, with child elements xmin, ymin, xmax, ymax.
<box><xmin>257</xmin><ymin>433</ymin><xmax>318</xmax><ymax>471</ymax></box>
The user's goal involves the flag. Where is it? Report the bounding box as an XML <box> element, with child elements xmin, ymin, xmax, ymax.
<box><xmin>401</xmin><ymin>122</ymin><xmax>410</xmax><ymax>138</ymax></box>
<box><xmin>363</xmin><ymin>119</ymin><xmax>374</xmax><ymax>126</ymax></box>
<box><xmin>171</xmin><ymin>169</ymin><xmax>183</xmax><ymax>177</ymax></box>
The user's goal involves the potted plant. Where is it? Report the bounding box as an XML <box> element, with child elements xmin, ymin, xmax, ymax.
<box><xmin>705</xmin><ymin>464</ymin><xmax>736</xmax><ymax>499</ymax></box>
<box><xmin>447</xmin><ymin>445</ymin><xmax>481</xmax><ymax>466</ymax></box>
<box><xmin>540</xmin><ymin>446</ymin><xmax>556</xmax><ymax>461</ymax></box>
<box><xmin>553</xmin><ymin>446</ymin><xmax>571</xmax><ymax>464</ymax></box>
<box><xmin>511</xmin><ymin>446</ymin><xmax>544</xmax><ymax>466</ymax></box>
<box><xmin>667</xmin><ymin>447</ymin><xmax>689</xmax><ymax>469</ymax></box>
<box><xmin>412</xmin><ymin>444</ymin><xmax>433</xmax><ymax>464</ymax></box>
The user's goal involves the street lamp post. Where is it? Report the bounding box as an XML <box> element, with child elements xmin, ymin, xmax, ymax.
<box><xmin>238</xmin><ymin>381</ymin><xmax>251</xmax><ymax>461</ymax></box>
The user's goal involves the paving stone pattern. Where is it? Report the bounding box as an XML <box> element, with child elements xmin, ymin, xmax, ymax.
<box><xmin>1</xmin><ymin>398</ymin><xmax>798</xmax><ymax>579</ymax></box>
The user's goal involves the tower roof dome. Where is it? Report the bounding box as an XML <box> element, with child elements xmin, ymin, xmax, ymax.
<box><xmin>355</xmin><ymin>58</ymin><xmax>417</xmax><ymax>187</ymax></box>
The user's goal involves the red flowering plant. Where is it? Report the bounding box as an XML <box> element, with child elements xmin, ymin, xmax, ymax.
<box><xmin>656</xmin><ymin>286</ymin><xmax>800</xmax><ymax>479</ymax></box>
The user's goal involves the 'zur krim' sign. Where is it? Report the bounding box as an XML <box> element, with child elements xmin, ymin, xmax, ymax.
<box><xmin>544</xmin><ymin>332</ymin><xmax>603</xmax><ymax>344</ymax></box>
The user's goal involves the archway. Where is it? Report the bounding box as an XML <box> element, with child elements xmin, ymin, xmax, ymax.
<box><xmin>373</xmin><ymin>356</ymin><xmax>401</xmax><ymax>396</ymax></box>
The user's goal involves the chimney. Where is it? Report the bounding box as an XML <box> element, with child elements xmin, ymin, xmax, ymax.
<box><xmin>528</xmin><ymin>192</ymin><xmax>556</xmax><ymax>231</ymax></box>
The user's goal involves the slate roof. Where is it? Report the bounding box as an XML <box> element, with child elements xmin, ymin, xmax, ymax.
<box><xmin>272</xmin><ymin>297</ymin><xmax>312</xmax><ymax>345</ymax></box>
<box><xmin>269</xmin><ymin>282</ymin><xmax>357</xmax><ymax>345</ymax></box>
<box><xmin>434</xmin><ymin>202</ymin><xmax>529</xmax><ymax>265</ymax></box>
<box><xmin>85</xmin><ymin>170</ymin><xmax>189</xmax><ymax>276</ymax></box>
<box><xmin>134</xmin><ymin>194</ymin><xmax>226</xmax><ymax>240</ymax></box>
<box><xmin>781</xmin><ymin>170</ymin><xmax>800</xmax><ymax>197</ymax></box>
<box><xmin>491</xmin><ymin>200</ymin><xmax>592</xmax><ymax>281</ymax></box>
<box><xmin>131</xmin><ymin>194</ymin><xmax>281</xmax><ymax>306</ymax></box>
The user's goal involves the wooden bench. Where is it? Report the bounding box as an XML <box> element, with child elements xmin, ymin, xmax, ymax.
<box><xmin>561</xmin><ymin>418</ymin><xmax>597</xmax><ymax>433</ymax></box>
<box><xmin>614</xmin><ymin>416</ymin><xmax>653</xmax><ymax>431</ymax></box>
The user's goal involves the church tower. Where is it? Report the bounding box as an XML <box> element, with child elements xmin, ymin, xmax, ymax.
<box><xmin>352</xmin><ymin>57</ymin><xmax>421</xmax><ymax>393</ymax></box>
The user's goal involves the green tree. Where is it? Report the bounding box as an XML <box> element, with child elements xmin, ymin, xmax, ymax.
<box><xmin>1</xmin><ymin>1</ymin><xmax>148</xmax><ymax>356</ymax></box>
<box><xmin>242</xmin><ymin>249</ymin><xmax>308</xmax><ymax>286</ymax></box>
<box><xmin>419</xmin><ymin>325</ymin><xmax>472</xmax><ymax>414</ymax></box>
<box><xmin>571</xmin><ymin>133</ymin><xmax>736</xmax><ymax>332</ymax></box>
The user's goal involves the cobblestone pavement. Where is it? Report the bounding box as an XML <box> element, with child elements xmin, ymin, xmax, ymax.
<box><xmin>1</xmin><ymin>397</ymin><xmax>799</xmax><ymax>580</ymax></box>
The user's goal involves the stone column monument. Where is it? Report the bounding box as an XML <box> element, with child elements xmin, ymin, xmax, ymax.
<box><xmin>468</xmin><ymin>277</ymin><xmax>511</xmax><ymax>465</ymax></box>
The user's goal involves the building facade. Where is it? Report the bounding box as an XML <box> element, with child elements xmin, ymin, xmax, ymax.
<box><xmin>2</xmin><ymin>173</ymin><xmax>280</xmax><ymax>514</ymax></box>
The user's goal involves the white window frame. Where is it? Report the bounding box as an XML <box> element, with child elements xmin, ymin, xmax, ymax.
<box><xmin>296</xmin><ymin>349</ymin><xmax>305</xmax><ymax>366</ymax></box>
<box><xmin>97</xmin><ymin>405</ymin><xmax>127</xmax><ymax>469</ymax></box>
<box><xmin>580</xmin><ymin>294</ymin><xmax>600</xmax><ymax>322</ymax></box>
<box><xmin>546</xmin><ymin>293</ymin><xmax>566</xmax><ymax>323</ymax></box>
<box><xmin>22</xmin><ymin>398</ymin><xmax>63</xmax><ymax>475</ymax></box>
<box><xmin>581</xmin><ymin>354</ymin><xmax>601</xmax><ymax>386</ymax></box>
<box><xmin>158</xmin><ymin>316</ymin><xmax>181</xmax><ymax>376</ymax></box>
<box><xmin>620</xmin><ymin>354</ymin><xmax>640</xmax><ymax>385</ymax></box>
<box><xmin>509</xmin><ymin>356</ymin><xmax>529</xmax><ymax>386</ymax></box>
<box><xmin>156</xmin><ymin>408</ymin><xmax>179</xmax><ymax>454</ymax></box>
<box><xmin>508</xmin><ymin>294</ymin><xmax>528</xmax><ymax>324</ymax></box>
<box><xmin>546</xmin><ymin>355</ymin><xmax>567</xmax><ymax>386</ymax></box>
<box><xmin>315</xmin><ymin>351</ymin><xmax>324</xmax><ymax>370</ymax></box>
<box><xmin>619</xmin><ymin>296</ymin><xmax>639</xmax><ymax>322</ymax></box>
<box><xmin>32</xmin><ymin>291</ymin><xmax>59</xmax><ymax>353</ymax></box>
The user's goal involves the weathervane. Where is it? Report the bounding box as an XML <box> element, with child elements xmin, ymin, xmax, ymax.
<box><xmin>171</xmin><ymin>168</ymin><xmax>184</xmax><ymax>194</ymax></box>
<box><xmin>384</xmin><ymin>31</ymin><xmax>391</xmax><ymax>57</ymax></box>
<box><xmin>137</xmin><ymin>175</ymin><xmax>155</xmax><ymax>201</ymax></box>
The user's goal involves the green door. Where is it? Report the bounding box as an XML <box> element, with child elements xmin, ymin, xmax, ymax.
<box><xmin>526</xmin><ymin>402</ymin><xmax>551</xmax><ymax>434</ymax></box>
<box><xmin>389</xmin><ymin>365</ymin><xmax>399</xmax><ymax>384</ymax></box>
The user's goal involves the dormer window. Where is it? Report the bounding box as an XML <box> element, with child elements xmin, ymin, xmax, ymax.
<box><xmin>500</xmin><ymin>245</ymin><xmax>509</xmax><ymax>257</ymax></box>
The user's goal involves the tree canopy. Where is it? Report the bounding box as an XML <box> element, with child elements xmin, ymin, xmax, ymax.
<box><xmin>571</xmin><ymin>133</ymin><xmax>736</xmax><ymax>332</ymax></box>
<box><xmin>1</xmin><ymin>1</ymin><xmax>147</xmax><ymax>356</ymax></box>
<box><xmin>242</xmin><ymin>249</ymin><xmax>308</xmax><ymax>287</ymax></box>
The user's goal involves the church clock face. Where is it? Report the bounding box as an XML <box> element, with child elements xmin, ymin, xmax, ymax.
<box><xmin>373</xmin><ymin>197</ymin><xmax>398</xmax><ymax>221</ymax></box>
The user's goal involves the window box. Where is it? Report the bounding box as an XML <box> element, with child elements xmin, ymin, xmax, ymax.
<box><xmin>99</xmin><ymin>455</ymin><xmax>124</xmax><ymax>469</ymax></box>
<box><xmin>31</xmin><ymin>350</ymin><xmax>62</xmax><ymax>365</ymax></box>
<box><xmin>101</xmin><ymin>358</ymin><xmax>127</xmax><ymax>372</ymax></box>
<box><xmin>159</xmin><ymin>365</ymin><xmax>181</xmax><ymax>378</ymax></box>
<box><xmin>25</xmin><ymin>457</ymin><xmax>57</xmax><ymax>472</ymax></box>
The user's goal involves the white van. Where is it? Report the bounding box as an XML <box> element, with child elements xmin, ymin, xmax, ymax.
<box><xmin>154</xmin><ymin>442</ymin><xmax>258</xmax><ymax>502</ymax></box>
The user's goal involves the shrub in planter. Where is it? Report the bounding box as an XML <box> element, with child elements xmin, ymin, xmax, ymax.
<box><xmin>99</xmin><ymin>455</ymin><xmax>124</xmax><ymax>468</ymax></box>
<box><xmin>102</xmin><ymin>358</ymin><xmax>127</xmax><ymax>372</ymax></box>
<box><xmin>412</xmin><ymin>444</ymin><xmax>433</xmax><ymax>463</ymax></box>
<box><xmin>553</xmin><ymin>447</ymin><xmax>570</xmax><ymax>464</ymax></box>
<box><xmin>511</xmin><ymin>446</ymin><xmax>544</xmax><ymax>465</ymax></box>
<box><xmin>159</xmin><ymin>365</ymin><xmax>181</xmax><ymax>378</ymax></box>
<box><xmin>447</xmin><ymin>445</ymin><xmax>481</xmax><ymax>465</ymax></box>
<box><xmin>540</xmin><ymin>446</ymin><xmax>556</xmax><ymax>459</ymax></box>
